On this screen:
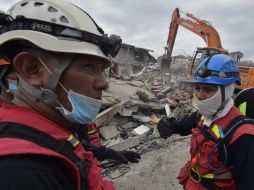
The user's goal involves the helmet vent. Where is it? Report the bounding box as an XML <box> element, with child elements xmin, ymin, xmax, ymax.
<box><xmin>48</xmin><ymin>6</ymin><xmax>58</xmax><ymax>13</ymax></box>
<box><xmin>60</xmin><ymin>16</ymin><xmax>69</xmax><ymax>23</ymax></box>
<box><xmin>34</xmin><ymin>2</ymin><xmax>43</xmax><ymax>7</ymax></box>
<box><xmin>51</xmin><ymin>18</ymin><xmax>57</xmax><ymax>23</ymax></box>
<box><xmin>21</xmin><ymin>2</ymin><xmax>28</xmax><ymax>6</ymax></box>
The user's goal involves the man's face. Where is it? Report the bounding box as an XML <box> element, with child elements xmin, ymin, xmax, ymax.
<box><xmin>56</xmin><ymin>54</ymin><xmax>110</xmax><ymax>111</ymax></box>
<box><xmin>194</xmin><ymin>83</ymin><xmax>218</xmax><ymax>100</ymax></box>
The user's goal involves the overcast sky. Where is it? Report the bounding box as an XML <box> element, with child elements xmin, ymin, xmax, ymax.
<box><xmin>2</xmin><ymin>0</ymin><xmax>254</xmax><ymax>61</ymax></box>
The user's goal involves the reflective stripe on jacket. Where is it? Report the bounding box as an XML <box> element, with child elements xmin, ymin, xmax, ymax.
<box><xmin>87</xmin><ymin>123</ymin><xmax>101</xmax><ymax>147</ymax></box>
<box><xmin>177</xmin><ymin>106</ymin><xmax>254</xmax><ymax>190</ymax></box>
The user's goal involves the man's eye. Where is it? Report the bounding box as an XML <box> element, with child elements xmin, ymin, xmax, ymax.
<box><xmin>82</xmin><ymin>64</ymin><xmax>94</xmax><ymax>70</ymax></box>
<box><xmin>205</xmin><ymin>87</ymin><xmax>215</xmax><ymax>91</ymax></box>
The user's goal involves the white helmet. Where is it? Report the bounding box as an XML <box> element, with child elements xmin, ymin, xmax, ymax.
<box><xmin>0</xmin><ymin>0</ymin><xmax>121</xmax><ymax>108</ymax></box>
<box><xmin>0</xmin><ymin>0</ymin><xmax>121</xmax><ymax>60</ymax></box>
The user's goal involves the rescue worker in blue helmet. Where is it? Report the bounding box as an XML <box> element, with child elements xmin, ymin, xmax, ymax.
<box><xmin>0</xmin><ymin>0</ymin><xmax>140</xmax><ymax>190</ymax></box>
<box><xmin>157</xmin><ymin>54</ymin><xmax>254</xmax><ymax>190</ymax></box>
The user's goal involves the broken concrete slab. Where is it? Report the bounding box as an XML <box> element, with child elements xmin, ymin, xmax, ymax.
<box><xmin>130</xmin><ymin>100</ymin><xmax>164</xmax><ymax>110</ymax></box>
<box><xmin>133</xmin><ymin>125</ymin><xmax>151</xmax><ymax>136</ymax></box>
<box><xmin>119</xmin><ymin>106</ymin><xmax>138</xmax><ymax>116</ymax></box>
<box><xmin>132</xmin><ymin>115</ymin><xmax>151</xmax><ymax>123</ymax></box>
<box><xmin>106</xmin><ymin>78</ymin><xmax>154</xmax><ymax>102</ymax></box>
<box><xmin>96</xmin><ymin>101</ymin><xmax>127</xmax><ymax>127</ymax></box>
<box><xmin>99</xmin><ymin>125</ymin><xmax>120</xmax><ymax>140</ymax></box>
<box><xmin>119</xmin><ymin>122</ymin><xmax>138</xmax><ymax>129</ymax></box>
<box><xmin>108</xmin><ymin>137</ymin><xmax>141</xmax><ymax>151</ymax></box>
<box><xmin>102</xmin><ymin>94</ymin><xmax>121</xmax><ymax>109</ymax></box>
<box><xmin>119</xmin><ymin>108</ymin><xmax>133</xmax><ymax>117</ymax></box>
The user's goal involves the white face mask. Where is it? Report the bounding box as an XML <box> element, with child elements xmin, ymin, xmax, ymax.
<box><xmin>193</xmin><ymin>87</ymin><xmax>222</xmax><ymax>117</ymax></box>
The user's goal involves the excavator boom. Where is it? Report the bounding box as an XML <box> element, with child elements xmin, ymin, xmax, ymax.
<box><xmin>166</xmin><ymin>8</ymin><xmax>223</xmax><ymax>55</ymax></box>
<box><xmin>161</xmin><ymin>8</ymin><xmax>250</xmax><ymax>92</ymax></box>
<box><xmin>160</xmin><ymin>8</ymin><xmax>227</xmax><ymax>71</ymax></box>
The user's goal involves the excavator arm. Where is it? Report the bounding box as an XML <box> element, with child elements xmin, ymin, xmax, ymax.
<box><xmin>165</xmin><ymin>8</ymin><xmax>223</xmax><ymax>56</ymax></box>
<box><xmin>165</xmin><ymin>8</ymin><xmax>180</xmax><ymax>57</ymax></box>
<box><xmin>160</xmin><ymin>8</ymin><xmax>228</xmax><ymax>71</ymax></box>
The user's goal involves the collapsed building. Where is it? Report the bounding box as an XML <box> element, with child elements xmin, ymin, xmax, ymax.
<box><xmin>96</xmin><ymin>49</ymin><xmax>195</xmax><ymax>189</ymax></box>
<box><xmin>111</xmin><ymin>43</ymin><xmax>156</xmax><ymax>79</ymax></box>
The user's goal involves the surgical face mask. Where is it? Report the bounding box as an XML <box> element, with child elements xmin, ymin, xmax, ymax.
<box><xmin>56</xmin><ymin>90</ymin><xmax>102</xmax><ymax>125</ymax></box>
<box><xmin>6</xmin><ymin>79</ymin><xmax>17</xmax><ymax>95</ymax></box>
<box><xmin>37</xmin><ymin>56</ymin><xmax>102</xmax><ymax>125</ymax></box>
<box><xmin>193</xmin><ymin>86</ymin><xmax>222</xmax><ymax>117</ymax></box>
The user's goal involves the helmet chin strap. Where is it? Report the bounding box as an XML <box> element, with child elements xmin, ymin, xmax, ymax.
<box><xmin>211</xmin><ymin>85</ymin><xmax>225</xmax><ymax>119</ymax></box>
<box><xmin>18</xmin><ymin>55</ymin><xmax>73</xmax><ymax>108</ymax></box>
<box><xmin>220</xmin><ymin>85</ymin><xmax>226</xmax><ymax>109</ymax></box>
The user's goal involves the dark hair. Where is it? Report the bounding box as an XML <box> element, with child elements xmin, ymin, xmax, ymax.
<box><xmin>0</xmin><ymin>40</ymin><xmax>42</xmax><ymax>63</ymax></box>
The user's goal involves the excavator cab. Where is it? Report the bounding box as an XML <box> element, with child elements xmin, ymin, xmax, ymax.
<box><xmin>187</xmin><ymin>47</ymin><xmax>228</xmax><ymax>80</ymax></box>
<box><xmin>162</xmin><ymin>8</ymin><xmax>247</xmax><ymax>92</ymax></box>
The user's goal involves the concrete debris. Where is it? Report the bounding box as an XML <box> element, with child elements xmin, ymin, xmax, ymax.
<box><xmin>108</xmin><ymin>137</ymin><xmax>142</xmax><ymax>151</ymax></box>
<box><xmin>133</xmin><ymin>125</ymin><xmax>151</xmax><ymax>136</ymax></box>
<box><xmin>164</xmin><ymin>103</ymin><xmax>172</xmax><ymax>117</ymax></box>
<box><xmin>119</xmin><ymin>107</ymin><xmax>134</xmax><ymax>117</ymax></box>
<box><xmin>119</xmin><ymin>122</ymin><xmax>139</xmax><ymax>129</ymax></box>
<box><xmin>130</xmin><ymin>100</ymin><xmax>164</xmax><ymax>110</ymax></box>
<box><xmin>96</xmin><ymin>100</ymin><xmax>127</xmax><ymax>126</ymax></box>
<box><xmin>95</xmin><ymin>57</ymin><xmax>196</xmax><ymax>187</ymax></box>
<box><xmin>132</xmin><ymin>115</ymin><xmax>151</xmax><ymax>123</ymax></box>
<box><xmin>99</xmin><ymin>125</ymin><xmax>120</xmax><ymax>140</ymax></box>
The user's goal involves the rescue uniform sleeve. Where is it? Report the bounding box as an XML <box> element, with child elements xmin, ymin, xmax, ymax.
<box><xmin>171</xmin><ymin>111</ymin><xmax>197</xmax><ymax>136</ymax></box>
<box><xmin>0</xmin><ymin>155</ymin><xmax>76</xmax><ymax>190</ymax></box>
<box><xmin>229</xmin><ymin>134</ymin><xmax>254</xmax><ymax>190</ymax></box>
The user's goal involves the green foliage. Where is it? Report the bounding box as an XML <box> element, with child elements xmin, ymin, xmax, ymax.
<box><xmin>136</xmin><ymin>90</ymin><xmax>149</xmax><ymax>102</ymax></box>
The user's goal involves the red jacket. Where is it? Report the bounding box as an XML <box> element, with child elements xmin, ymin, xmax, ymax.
<box><xmin>0</xmin><ymin>98</ymin><xmax>4</xmax><ymax>107</ymax></box>
<box><xmin>87</xmin><ymin>123</ymin><xmax>101</xmax><ymax>147</ymax></box>
<box><xmin>0</xmin><ymin>103</ymin><xmax>115</xmax><ymax>190</ymax></box>
<box><xmin>177</xmin><ymin>106</ymin><xmax>254</xmax><ymax>190</ymax></box>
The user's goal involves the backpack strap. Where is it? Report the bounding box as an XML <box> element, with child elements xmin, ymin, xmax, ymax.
<box><xmin>0</xmin><ymin>122</ymin><xmax>91</xmax><ymax>190</ymax></box>
<box><xmin>194</xmin><ymin>113</ymin><xmax>254</xmax><ymax>190</ymax></box>
<box><xmin>217</xmin><ymin>116</ymin><xmax>254</xmax><ymax>165</ymax></box>
<box><xmin>196</xmin><ymin>113</ymin><xmax>218</xmax><ymax>143</ymax></box>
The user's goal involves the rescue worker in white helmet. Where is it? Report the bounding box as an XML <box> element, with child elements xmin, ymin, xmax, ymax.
<box><xmin>0</xmin><ymin>0</ymin><xmax>140</xmax><ymax>189</ymax></box>
<box><xmin>157</xmin><ymin>54</ymin><xmax>254</xmax><ymax>190</ymax></box>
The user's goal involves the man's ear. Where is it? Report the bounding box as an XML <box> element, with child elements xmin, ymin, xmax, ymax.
<box><xmin>13</xmin><ymin>52</ymin><xmax>45</xmax><ymax>88</ymax></box>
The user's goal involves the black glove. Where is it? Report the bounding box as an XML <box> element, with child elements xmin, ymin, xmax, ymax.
<box><xmin>157</xmin><ymin>117</ymin><xmax>176</xmax><ymax>139</ymax></box>
<box><xmin>105</xmin><ymin>148</ymin><xmax>141</xmax><ymax>164</ymax></box>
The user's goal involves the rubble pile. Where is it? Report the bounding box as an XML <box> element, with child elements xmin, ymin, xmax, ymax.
<box><xmin>96</xmin><ymin>59</ymin><xmax>196</xmax><ymax>181</ymax></box>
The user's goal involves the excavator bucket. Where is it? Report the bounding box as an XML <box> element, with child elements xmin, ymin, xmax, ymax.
<box><xmin>158</xmin><ymin>54</ymin><xmax>171</xmax><ymax>72</ymax></box>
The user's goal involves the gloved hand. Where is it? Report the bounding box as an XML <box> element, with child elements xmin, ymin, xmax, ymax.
<box><xmin>157</xmin><ymin>117</ymin><xmax>176</xmax><ymax>139</ymax></box>
<box><xmin>105</xmin><ymin>148</ymin><xmax>141</xmax><ymax>164</ymax></box>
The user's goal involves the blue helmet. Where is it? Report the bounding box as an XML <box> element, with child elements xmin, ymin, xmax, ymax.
<box><xmin>193</xmin><ymin>54</ymin><xmax>241</xmax><ymax>86</ymax></box>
